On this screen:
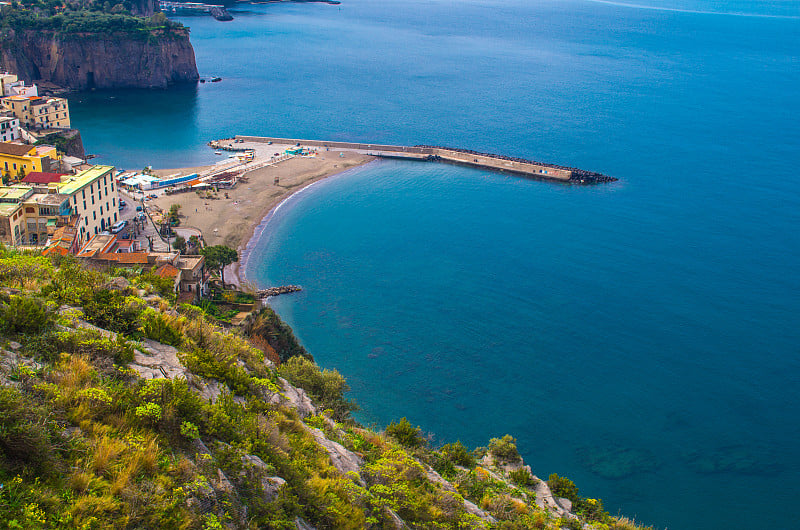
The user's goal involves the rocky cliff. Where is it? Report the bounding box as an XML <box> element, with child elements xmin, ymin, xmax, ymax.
<box><xmin>0</xmin><ymin>27</ymin><xmax>198</xmax><ymax>89</ymax></box>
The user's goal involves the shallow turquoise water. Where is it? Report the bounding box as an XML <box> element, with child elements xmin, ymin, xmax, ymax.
<box><xmin>71</xmin><ymin>1</ymin><xmax>800</xmax><ymax>528</ymax></box>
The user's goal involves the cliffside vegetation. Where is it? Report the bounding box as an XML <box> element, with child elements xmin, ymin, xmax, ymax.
<box><xmin>0</xmin><ymin>244</ymin><xmax>654</xmax><ymax>529</ymax></box>
<box><xmin>0</xmin><ymin>0</ymin><xmax>184</xmax><ymax>38</ymax></box>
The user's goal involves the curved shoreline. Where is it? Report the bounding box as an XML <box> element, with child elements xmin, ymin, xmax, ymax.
<box><xmin>237</xmin><ymin>159</ymin><xmax>382</xmax><ymax>286</ymax></box>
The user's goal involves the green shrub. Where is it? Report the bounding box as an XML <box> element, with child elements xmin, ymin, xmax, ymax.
<box><xmin>140</xmin><ymin>309</ymin><xmax>183</xmax><ymax>347</ymax></box>
<box><xmin>440</xmin><ymin>440</ymin><xmax>476</xmax><ymax>468</ymax></box>
<box><xmin>180</xmin><ymin>421</ymin><xmax>200</xmax><ymax>440</ymax></box>
<box><xmin>134</xmin><ymin>402</ymin><xmax>162</xmax><ymax>424</ymax></box>
<box><xmin>509</xmin><ymin>468</ymin><xmax>535</xmax><ymax>487</ymax></box>
<box><xmin>243</xmin><ymin>306</ymin><xmax>312</xmax><ymax>363</ymax></box>
<box><xmin>488</xmin><ymin>434</ymin><xmax>521</xmax><ymax>463</ymax></box>
<box><xmin>0</xmin><ymin>388</ymin><xmax>57</xmax><ymax>475</ymax></box>
<box><xmin>385</xmin><ymin>417</ymin><xmax>426</xmax><ymax>449</ymax></box>
<box><xmin>278</xmin><ymin>357</ymin><xmax>357</xmax><ymax>422</ymax></box>
<box><xmin>82</xmin><ymin>289</ymin><xmax>143</xmax><ymax>334</ymax></box>
<box><xmin>547</xmin><ymin>473</ymin><xmax>579</xmax><ymax>502</ymax></box>
<box><xmin>0</xmin><ymin>296</ymin><xmax>52</xmax><ymax>334</ymax></box>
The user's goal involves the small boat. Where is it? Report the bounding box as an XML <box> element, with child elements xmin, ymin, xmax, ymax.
<box><xmin>211</xmin><ymin>77</ymin><xmax>222</xmax><ymax>82</ymax></box>
<box><xmin>214</xmin><ymin>151</ymin><xmax>222</xmax><ymax>155</ymax></box>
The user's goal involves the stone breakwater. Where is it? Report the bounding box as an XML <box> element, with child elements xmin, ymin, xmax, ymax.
<box><xmin>236</xmin><ymin>135</ymin><xmax>616</xmax><ymax>184</ymax></box>
<box><xmin>257</xmin><ymin>286</ymin><xmax>302</xmax><ymax>298</ymax></box>
<box><xmin>415</xmin><ymin>145</ymin><xmax>617</xmax><ymax>184</ymax></box>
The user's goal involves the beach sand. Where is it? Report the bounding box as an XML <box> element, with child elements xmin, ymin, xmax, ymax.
<box><xmin>149</xmin><ymin>150</ymin><xmax>374</xmax><ymax>285</ymax></box>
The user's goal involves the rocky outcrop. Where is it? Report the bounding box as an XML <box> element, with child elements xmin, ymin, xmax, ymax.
<box><xmin>0</xmin><ymin>28</ymin><xmax>199</xmax><ymax>89</ymax></box>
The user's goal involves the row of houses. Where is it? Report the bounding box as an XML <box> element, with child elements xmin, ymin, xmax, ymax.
<box><xmin>0</xmin><ymin>73</ymin><xmax>71</xmax><ymax>133</ymax></box>
<box><xmin>0</xmin><ymin>158</ymin><xmax>208</xmax><ymax>301</ymax></box>
<box><xmin>72</xmin><ymin>232</ymin><xmax>207</xmax><ymax>302</ymax></box>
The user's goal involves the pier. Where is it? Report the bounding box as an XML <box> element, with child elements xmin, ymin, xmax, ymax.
<box><xmin>232</xmin><ymin>136</ymin><xmax>615</xmax><ymax>184</ymax></box>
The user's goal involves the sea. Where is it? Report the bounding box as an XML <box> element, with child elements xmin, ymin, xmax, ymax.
<box><xmin>69</xmin><ymin>1</ymin><xmax>800</xmax><ymax>528</ymax></box>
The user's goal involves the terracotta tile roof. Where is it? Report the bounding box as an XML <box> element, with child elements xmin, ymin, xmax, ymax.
<box><xmin>0</xmin><ymin>142</ymin><xmax>34</xmax><ymax>157</ymax></box>
<box><xmin>155</xmin><ymin>263</ymin><xmax>180</xmax><ymax>279</ymax></box>
<box><xmin>22</xmin><ymin>172</ymin><xmax>67</xmax><ymax>184</ymax></box>
<box><xmin>95</xmin><ymin>252</ymin><xmax>150</xmax><ymax>264</ymax></box>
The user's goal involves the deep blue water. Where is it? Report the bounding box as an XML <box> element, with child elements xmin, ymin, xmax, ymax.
<box><xmin>71</xmin><ymin>1</ymin><xmax>800</xmax><ymax>528</ymax></box>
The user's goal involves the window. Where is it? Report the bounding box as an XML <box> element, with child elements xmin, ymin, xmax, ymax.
<box><xmin>114</xmin><ymin>213</ymin><xmax>117</xmax><ymax>222</ymax></box>
<box><xmin>93</xmin><ymin>211</ymin><xmax>96</xmax><ymax>220</ymax></box>
<box><xmin>99</xmin><ymin>205</ymin><xmax>103</xmax><ymax>215</ymax></box>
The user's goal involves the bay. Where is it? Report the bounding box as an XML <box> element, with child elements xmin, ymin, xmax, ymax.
<box><xmin>71</xmin><ymin>1</ymin><xmax>800</xmax><ymax>528</ymax></box>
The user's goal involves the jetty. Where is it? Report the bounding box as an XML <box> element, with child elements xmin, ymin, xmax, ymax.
<box><xmin>256</xmin><ymin>285</ymin><xmax>302</xmax><ymax>298</ymax></box>
<box><xmin>232</xmin><ymin>136</ymin><xmax>616</xmax><ymax>184</ymax></box>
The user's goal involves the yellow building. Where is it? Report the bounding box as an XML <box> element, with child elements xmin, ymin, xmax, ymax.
<box><xmin>0</xmin><ymin>165</ymin><xmax>119</xmax><ymax>247</ymax></box>
<box><xmin>54</xmin><ymin>165</ymin><xmax>120</xmax><ymax>246</ymax></box>
<box><xmin>0</xmin><ymin>142</ymin><xmax>61</xmax><ymax>179</ymax></box>
<box><xmin>1</xmin><ymin>95</ymin><xmax>70</xmax><ymax>129</ymax></box>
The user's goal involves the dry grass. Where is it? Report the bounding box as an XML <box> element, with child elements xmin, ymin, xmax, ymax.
<box><xmin>91</xmin><ymin>435</ymin><xmax>127</xmax><ymax>477</ymax></box>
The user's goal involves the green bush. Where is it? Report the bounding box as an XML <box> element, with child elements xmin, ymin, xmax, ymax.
<box><xmin>385</xmin><ymin>417</ymin><xmax>426</xmax><ymax>448</ymax></box>
<box><xmin>548</xmin><ymin>473</ymin><xmax>579</xmax><ymax>502</ymax></box>
<box><xmin>488</xmin><ymin>434</ymin><xmax>521</xmax><ymax>463</ymax></box>
<box><xmin>278</xmin><ymin>357</ymin><xmax>357</xmax><ymax>422</ymax></box>
<box><xmin>0</xmin><ymin>388</ymin><xmax>58</xmax><ymax>475</ymax></box>
<box><xmin>440</xmin><ymin>440</ymin><xmax>476</xmax><ymax>468</ymax></box>
<box><xmin>509</xmin><ymin>468</ymin><xmax>535</xmax><ymax>487</ymax></box>
<box><xmin>0</xmin><ymin>296</ymin><xmax>51</xmax><ymax>334</ymax></box>
<box><xmin>82</xmin><ymin>289</ymin><xmax>143</xmax><ymax>334</ymax></box>
<box><xmin>140</xmin><ymin>309</ymin><xmax>183</xmax><ymax>347</ymax></box>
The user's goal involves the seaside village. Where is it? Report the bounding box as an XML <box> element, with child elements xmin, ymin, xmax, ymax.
<box><xmin>0</xmin><ymin>72</ymin><xmax>295</xmax><ymax>317</ymax></box>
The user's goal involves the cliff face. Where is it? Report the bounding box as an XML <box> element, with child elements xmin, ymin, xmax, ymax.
<box><xmin>0</xmin><ymin>28</ymin><xmax>199</xmax><ymax>89</ymax></box>
<box><xmin>131</xmin><ymin>0</ymin><xmax>158</xmax><ymax>16</ymax></box>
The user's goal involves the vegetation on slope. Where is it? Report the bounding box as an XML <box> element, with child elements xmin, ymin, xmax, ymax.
<box><xmin>0</xmin><ymin>0</ymin><xmax>186</xmax><ymax>37</ymax></box>
<box><xmin>0</xmin><ymin>244</ymin><xmax>654</xmax><ymax>529</ymax></box>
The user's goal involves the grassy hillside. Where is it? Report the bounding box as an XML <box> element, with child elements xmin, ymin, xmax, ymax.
<box><xmin>0</xmin><ymin>244</ymin><xmax>654</xmax><ymax>529</ymax></box>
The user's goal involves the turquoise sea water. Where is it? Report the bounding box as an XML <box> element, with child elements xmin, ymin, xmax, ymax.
<box><xmin>71</xmin><ymin>1</ymin><xmax>800</xmax><ymax>528</ymax></box>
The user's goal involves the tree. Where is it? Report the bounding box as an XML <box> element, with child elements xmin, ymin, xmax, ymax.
<box><xmin>168</xmin><ymin>204</ymin><xmax>180</xmax><ymax>226</ymax></box>
<box><xmin>172</xmin><ymin>235</ymin><xmax>186</xmax><ymax>254</ymax></box>
<box><xmin>200</xmin><ymin>245</ymin><xmax>238</xmax><ymax>287</ymax></box>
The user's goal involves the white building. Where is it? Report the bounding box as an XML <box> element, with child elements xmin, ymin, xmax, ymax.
<box><xmin>0</xmin><ymin>115</ymin><xmax>20</xmax><ymax>142</ymax></box>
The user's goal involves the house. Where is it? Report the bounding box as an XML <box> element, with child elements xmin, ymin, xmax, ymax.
<box><xmin>0</xmin><ymin>115</ymin><xmax>20</xmax><ymax>143</ymax></box>
<box><xmin>0</xmin><ymin>142</ymin><xmax>60</xmax><ymax>179</ymax></box>
<box><xmin>76</xmin><ymin>238</ymin><xmax>207</xmax><ymax>301</ymax></box>
<box><xmin>175</xmin><ymin>255</ymin><xmax>206</xmax><ymax>301</ymax></box>
<box><xmin>1</xmin><ymin>95</ymin><xmax>70</xmax><ymax>130</ymax></box>
<box><xmin>0</xmin><ymin>73</ymin><xmax>38</xmax><ymax>98</ymax></box>
<box><xmin>42</xmin><ymin>217</ymin><xmax>81</xmax><ymax>257</ymax></box>
<box><xmin>0</xmin><ymin>184</ymin><xmax>72</xmax><ymax>246</ymax></box>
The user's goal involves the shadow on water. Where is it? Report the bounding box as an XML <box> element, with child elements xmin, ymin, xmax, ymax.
<box><xmin>69</xmin><ymin>83</ymin><xmax>217</xmax><ymax>170</ymax></box>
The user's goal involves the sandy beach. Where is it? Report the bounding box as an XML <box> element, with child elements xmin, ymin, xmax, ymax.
<box><xmin>149</xmin><ymin>149</ymin><xmax>374</xmax><ymax>286</ymax></box>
